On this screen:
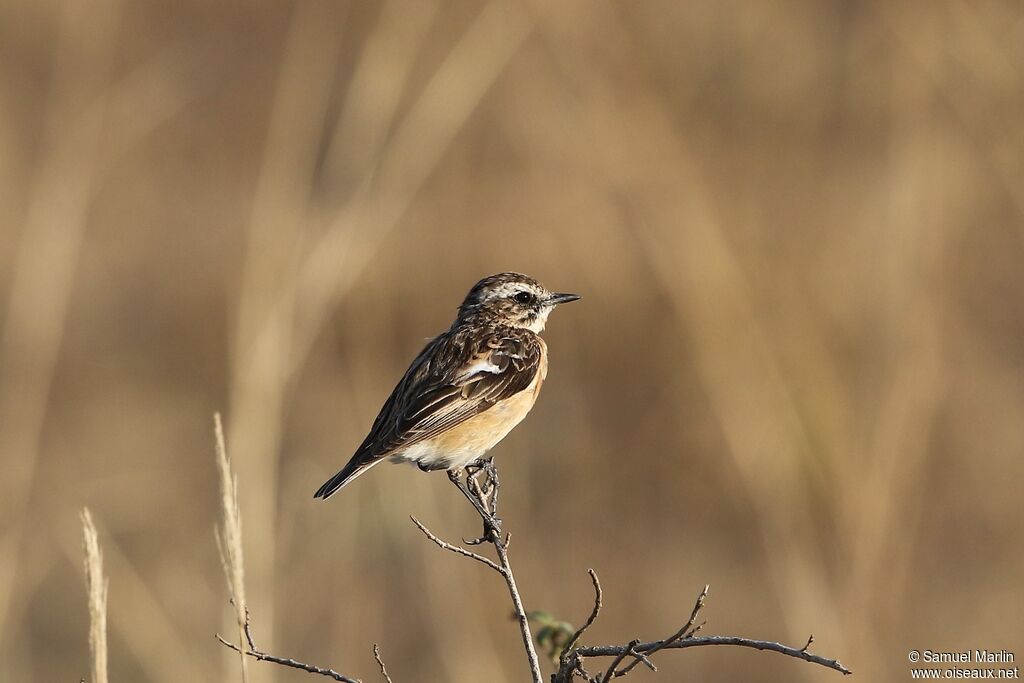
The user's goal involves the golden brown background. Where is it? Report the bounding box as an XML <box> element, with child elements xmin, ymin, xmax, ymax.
<box><xmin>2</xmin><ymin>1</ymin><xmax>1022</xmax><ymax>681</ymax></box>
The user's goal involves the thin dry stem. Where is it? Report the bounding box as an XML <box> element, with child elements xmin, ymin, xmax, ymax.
<box><xmin>411</xmin><ymin>516</ymin><xmax>503</xmax><ymax>573</ymax></box>
<box><xmin>576</xmin><ymin>635</ymin><xmax>852</xmax><ymax>676</ymax></box>
<box><xmin>415</xmin><ymin>465</ymin><xmax>543</xmax><ymax>683</ymax></box>
<box><xmin>491</xmin><ymin>532</ymin><xmax>542</xmax><ymax>683</ymax></box>
<box><xmin>214</xmin><ymin>413</ymin><xmax>248</xmax><ymax>683</ymax></box>
<box><xmin>216</xmin><ymin>609</ymin><xmax>359</xmax><ymax>683</ymax></box>
<box><xmin>601</xmin><ymin>639</ymin><xmax>639</xmax><ymax>682</ymax></box>
<box><xmin>373</xmin><ymin>644</ymin><xmax>393</xmax><ymax>683</ymax></box>
<box><xmin>619</xmin><ymin>584</ymin><xmax>708</xmax><ymax>675</ymax></box>
<box><xmin>214</xmin><ymin>413</ymin><xmax>363</xmax><ymax>682</ymax></box>
<box><xmin>563</xmin><ymin>569</ymin><xmax>602</xmax><ymax>656</ymax></box>
<box><xmin>553</xmin><ymin>579</ymin><xmax>850</xmax><ymax>681</ymax></box>
<box><xmin>80</xmin><ymin>509</ymin><xmax>108</xmax><ymax>683</ymax></box>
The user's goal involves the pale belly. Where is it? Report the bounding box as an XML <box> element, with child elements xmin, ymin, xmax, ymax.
<box><xmin>392</xmin><ymin>374</ymin><xmax>543</xmax><ymax>470</ymax></box>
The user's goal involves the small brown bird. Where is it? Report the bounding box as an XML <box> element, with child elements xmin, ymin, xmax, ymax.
<box><xmin>314</xmin><ymin>273</ymin><xmax>580</xmax><ymax>499</ymax></box>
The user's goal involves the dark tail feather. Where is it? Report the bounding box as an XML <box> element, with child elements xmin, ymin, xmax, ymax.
<box><xmin>313</xmin><ymin>457</ymin><xmax>378</xmax><ymax>499</ymax></box>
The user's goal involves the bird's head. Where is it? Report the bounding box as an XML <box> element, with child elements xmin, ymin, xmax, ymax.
<box><xmin>455</xmin><ymin>272</ymin><xmax>580</xmax><ymax>332</ymax></box>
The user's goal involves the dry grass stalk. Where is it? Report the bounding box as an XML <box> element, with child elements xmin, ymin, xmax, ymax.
<box><xmin>80</xmin><ymin>508</ymin><xmax>109</xmax><ymax>683</ymax></box>
<box><xmin>214</xmin><ymin>412</ymin><xmax>249</xmax><ymax>683</ymax></box>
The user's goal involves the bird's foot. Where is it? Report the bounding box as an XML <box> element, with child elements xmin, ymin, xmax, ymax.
<box><xmin>465</xmin><ymin>461</ymin><xmax>488</xmax><ymax>492</ymax></box>
<box><xmin>448</xmin><ymin>469</ymin><xmax>493</xmax><ymax>520</ymax></box>
<box><xmin>449</xmin><ymin>465</ymin><xmax>502</xmax><ymax>543</ymax></box>
<box><xmin>481</xmin><ymin>458</ymin><xmax>498</xmax><ymax>494</ymax></box>
<box><xmin>464</xmin><ymin>515</ymin><xmax>502</xmax><ymax>546</ymax></box>
<box><xmin>466</xmin><ymin>457</ymin><xmax>498</xmax><ymax>496</ymax></box>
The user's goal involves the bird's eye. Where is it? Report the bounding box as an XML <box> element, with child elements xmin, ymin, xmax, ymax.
<box><xmin>513</xmin><ymin>291</ymin><xmax>533</xmax><ymax>305</ymax></box>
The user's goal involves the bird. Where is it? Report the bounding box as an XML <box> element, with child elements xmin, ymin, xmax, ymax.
<box><xmin>314</xmin><ymin>272</ymin><xmax>580</xmax><ymax>500</ymax></box>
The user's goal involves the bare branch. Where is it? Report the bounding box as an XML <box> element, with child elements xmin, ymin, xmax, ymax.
<box><xmin>216</xmin><ymin>609</ymin><xmax>360</xmax><ymax>683</ymax></box>
<box><xmin>373</xmin><ymin>644</ymin><xmax>393</xmax><ymax>683</ymax></box>
<box><xmin>213</xmin><ymin>414</ymin><xmax>363</xmax><ymax>683</ymax></box>
<box><xmin>575</xmin><ymin>635</ymin><xmax>851</xmax><ymax>676</ymax></box>
<box><xmin>446</xmin><ymin>470</ymin><xmax>495</xmax><ymax>523</ymax></box>
<box><xmin>618</xmin><ymin>584</ymin><xmax>708</xmax><ymax>675</ymax></box>
<box><xmin>212</xmin><ymin>415</ymin><xmax>848</xmax><ymax>683</ymax></box>
<box><xmin>416</xmin><ymin>464</ymin><xmax>544</xmax><ymax>683</ymax></box>
<box><xmin>563</xmin><ymin>569</ymin><xmax>602</xmax><ymax>656</ymax></box>
<box><xmin>601</xmin><ymin>639</ymin><xmax>639</xmax><ymax>682</ymax></box>
<box><xmin>574</xmin><ymin>659</ymin><xmax>597</xmax><ymax>682</ymax></box>
<box><xmin>490</xmin><ymin>525</ymin><xmax>542</xmax><ymax>683</ymax></box>
<box><xmin>410</xmin><ymin>516</ymin><xmax>503</xmax><ymax>574</ymax></box>
<box><xmin>553</xmin><ymin>580</ymin><xmax>850</xmax><ymax>681</ymax></box>
<box><xmin>417</xmin><ymin>462</ymin><xmax>852</xmax><ymax>683</ymax></box>
<box><xmin>686</xmin><ymin>620</ymin><xmax>705</xmax><ymax>639</ymax></box>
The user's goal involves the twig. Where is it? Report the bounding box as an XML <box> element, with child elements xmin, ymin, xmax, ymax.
<box><xmin>618</xmin><ymin>584</ymin><xmax>708</xmax><ymax>675</ymax></box>
<box><xmin>563</xmin><ymin>569</ymin><xmax>602</xmax><ymax>655</ymax></box>
<box><xmin>213</xmin><ymin>417</ymin><xmax>848</xmax><ymax>683</ymax></box>
<box><xmin>373</xmin><ymin>644</ymin><xmax>393</xmax><ymax>683</ymax></box>
<box><xmin>574</xmin><ymin>659</ymin><xmax>596</xmax><ymax>682</ymax></box>
<box><xmin>411</xmin><ymin>516</ymin><xmax>503</xmax><ymax>573</ymax></box>
<box><xmin>213</xmin><ymin>414</ymin><xmax>364</xmax><ymax>683</ymax></box>
<box><xmin>216</xmin><ymin>609</ymin><xmax>360</xmax><ymax>683</ymax></box>
<box><xmin>447</xmin><ymin>470</ymin><xmax>495</xmax><ymax>523</ymax></box>
<box><xmin>601</xmin><ymin>639</ymin><xmax>639</xmax><ymax>682</ymax></box>
<box><xmin>414</xmin><ymin>464</ymin><xmax>544</xmax><ymax>683</ymax></box>
<box><xmin>575</xmin><ymin>635</ymin><xmax>852</xmax><ymax>676</ymax></box>
<box><xmin>553</xmin><ymin>580</ymin><xmax>850</xmax><ymax>682</ymax></box>
<box><xmin>491</xmin><ymin>524</ymin><xmax>543</xmax><ymax>683</ymax></box>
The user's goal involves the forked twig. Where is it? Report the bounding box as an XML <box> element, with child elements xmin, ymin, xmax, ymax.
<box><xmin>212</xmin><ymin>415</ymin><xmax>848</xmax><ymax>683</ymax></box>
<box><xmin>216</xmin><ymin>609</ymin><xmax>360</xmax><ymax>683</ymax></box>
<box><xmin>617</xmin><ymin>584</ymin><xmax>708</xmax><ymax>675</ymax></box>
<box><xmin>553</xmin><ymin>582</ymin><xmax>851</xmax><ymax>681</ymax></box>
<box><xmin>601</xmin><ymin>639</ymin><xmax>640</xmax><ymax>682</ymax></box>
<box><xmin>415</xmin><ymin>463</ymin><xmax>544</xmax><ymax>683</ymax></box>
<box><xmin>562</xmin><ymin>569</ymin><xmax>602</xmax><ymax>656</ymax></box>
<box><xmin>575</xmin><ymin>634</ymin><xmax>851</xmax><ymax>676</ymax></box>
<box><xmin>411</xmin><ymin>516</ymin><xmax>503</xmax><ymax>574</ymax></box>
<box><xmin>214</xmin><ymin>414</ymin><xmax>382</xmax><ymax>682</ymax></box>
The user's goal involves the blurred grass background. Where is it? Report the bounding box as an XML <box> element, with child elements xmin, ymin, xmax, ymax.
<box><xmin>2</xmin><ymin>0</ymin><xmax>1023</xmax><ymax>681</ymax></box>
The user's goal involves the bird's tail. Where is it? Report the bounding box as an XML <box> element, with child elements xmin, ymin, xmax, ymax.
<box><xmin>313</xmin><ymin>457</ymin><xmax>380</xmax><ymax>499</ymax></box>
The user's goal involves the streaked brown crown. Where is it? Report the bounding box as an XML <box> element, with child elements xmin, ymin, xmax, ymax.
<box><xmin>454</xmin><ymin>272</ymin><xmax>578</xmax><ymax>332</ymax></box>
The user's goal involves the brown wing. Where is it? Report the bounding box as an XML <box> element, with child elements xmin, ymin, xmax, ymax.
<box><xmin>314</xmin><ymin>326</ymin><xmax>543</xmax><ymax>498</ymax></box>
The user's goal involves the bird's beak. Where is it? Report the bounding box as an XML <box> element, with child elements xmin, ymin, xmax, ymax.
<box><xmin>547</xmin><ymin>292</ymin><xmax>581</xmax><ymax>305</ymax></box>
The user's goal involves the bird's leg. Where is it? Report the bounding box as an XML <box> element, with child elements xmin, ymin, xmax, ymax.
<box><xmin>481</xmin><ymin>457</ymin><xmax>499</xmax><ymax>513</ymax></box>
<box><xmin>465</xmin><ymin>457</ymin><xmax>499</xmax><ymax>511</ymax></box>
<box><xmin>468</xmin><ymin>461</ymin><xmax>503</xmax><ymax>542</ymax></box>
<box><xmin>468</xmin><ymin>472</ymin><xmax>502</xmax><ymax>535</ymax></box>
<box><xmin>448</xmin><ymin>469</ymin><xmax>501</xmax><ymax>544</ymax></box>
<box><xmin>466</xmin><ymin>458</ymin><xmax>494</xmax><ymax>496</ymax></box>
<box><xmin>447</xmin><ymin>470</ymin><xmax>494</xmax><ymax>525</ymax></box>
<box><xmin>465</xmin><ymin>460</ymin><xmax>485</xmax><ymax>491</ymax></box>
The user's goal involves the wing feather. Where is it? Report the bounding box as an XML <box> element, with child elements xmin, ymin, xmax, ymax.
<box><xmin>379</xmin><ymin>329</ymin><xmax>541</xmax><ymax>452</ymax></box>
<box><xmin>313</xmin><ymin>327</ymin><xmax>542</xmax><ymax>498</ymax></box>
